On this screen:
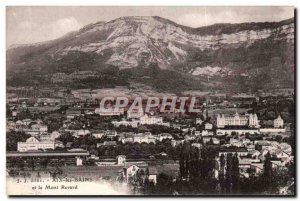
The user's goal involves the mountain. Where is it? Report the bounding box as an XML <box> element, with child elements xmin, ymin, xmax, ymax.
<box><xmin>6</xmin><ymin>16</ymin><xmax>294</xmax><ymax>93</ymax></box>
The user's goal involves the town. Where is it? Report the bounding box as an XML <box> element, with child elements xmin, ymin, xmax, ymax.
<box><xmin>6</xmin><ymin>85</ymin><xmax>295</xmax><ymax>195</ymax></box>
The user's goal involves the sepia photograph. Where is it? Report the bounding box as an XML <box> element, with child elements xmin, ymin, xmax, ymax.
<box><xmin>5</xmin><ymin>6</ymin><xmax>295</xmax><ymax>196</ymax></box>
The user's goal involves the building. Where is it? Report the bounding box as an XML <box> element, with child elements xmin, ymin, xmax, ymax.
<box><xmin>97</xmin><ymin>141</ymin><xmax>117</xmax><ymax>147</ymax></box>
<box><xmin>17</xmin><ymin>137</ymin><xmax>55</xmax><ymax>152</ymax></box>
<box><xmin>202</xmin><ymin>137</ymin><xmax>220</xmax><ymax>145</ymax></box>
<box><xmin>51</xmin><ymin>73</ymin><xmax>69</xmax><ymax>83</ymax></box>
<box><xmin>127</xmin><ymin>109</ymin><xmax>144</xmax><ymax>119</ymax></box>
<box><xmin>216</xmin><ymin>128</ymin><xmax>260</xmax><ymax>135</ymax></box>
<box><xmin>140</xmin><ymin>114</ymin><xmax>163</xmax><ymax>125</ymax></box>
<box><xmin>31</xmin><ymin>124</ymin><xmax>48</xmax><ymax>133</ymax></box>
<box><xmin>195</xmin><ymin>118</ymin><xmax>203</xmax><ymax>125</ymax></box>
<box><xmin>112</xmin><ymin>119</ymin><xmax>139</xmax><ymax>128</ymax></box>
<box><xmin>106</xmin><ymin>130</ymin><xmax>117</xmax><ymax>139</ymax></box>
<box><xmin>117</xmin><ymin>155</ymin><xmax>126</xmax><ymax>165</ymax></box>
<box><xmin>66</xmin><ymin>109</ymin><xmax>82</xmax><ymax>119</ymax></box>
<box><xmin>148</xmin><ymin>167</ymin><xmax>158</xmax><ymax>184</ymax></box>
<box><xmin>260</xmin><ymin>128</ymin><xmax>286</xmax><ymax>133</ymax></box>
<box><xmin>77</xmin><ymin>129</ymin><xmax>90</xmax><ymax>137</ymax></box>
<box><xmin>156</xmin><ymin>133</ymin><xmax>173</xmax><ymax>141</ymax></box>
<box><xmin>218</xmin><ymin>147</ymin><xmax>249</xmax><ymax>157</ymax></box>
<box><xmin>133</xmin><ymin>133</ymin><xmax>156</xmax><ymax>144</ymax></box>
<box><xmin>121</xmin><ymin>163</ymin><xmax>157</xmax><ymax>185</ymax></box>
<box><xmin>205</xmin><ymin>122</ymin><xmax>213</xmax><ymax>130</ymax></box>
<box><xmin>95</xmin><ymin>107</ymin><xmax>124</xmax><ymax>116</ymax></box>
<box><xmin>217</xmin><ymin>112</ymin><xmax>259</xmax><ymax>128</ymax></box>
<box><xmin>274</xmin><ymin>115</ymin><xmax>284</xmax><ymax>128</ymax></box>
<box><xmin>91</xmin><ymin>130</ymin><xmax>106</xmax><ymax>139</ymax></box>
<box><xmin>201</xmin><ymin>130</ymin><xmax>213</xmax><ymax>136</ymax></box>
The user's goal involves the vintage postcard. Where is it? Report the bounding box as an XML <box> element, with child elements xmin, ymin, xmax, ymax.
<box><xmin>6</xmin><ymin>6</ymin><xmax>295</xmax><ymax>196</ymax></box>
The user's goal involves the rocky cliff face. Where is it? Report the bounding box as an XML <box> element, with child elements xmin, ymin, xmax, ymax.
<box><xmin>6</xmin><ymin>16</ymin><xmax>294</xmax><ymax>92</ymax></box>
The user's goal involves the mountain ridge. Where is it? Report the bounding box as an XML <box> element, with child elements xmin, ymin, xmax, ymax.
<box><xmin>6</xmin><ymin>16</ymin><xmax>294</xmax><ymax>93</ymax></box>
<box><xmin>7</xmin><ymin>16</ymin><xmax>294</xmax><ymax>50</ymax></box>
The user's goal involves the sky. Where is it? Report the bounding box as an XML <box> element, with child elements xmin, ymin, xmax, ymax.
<box><xmin>6</xmin><ymin>6</ymin><xmax>294</xmax><ymax>47</ymax></box>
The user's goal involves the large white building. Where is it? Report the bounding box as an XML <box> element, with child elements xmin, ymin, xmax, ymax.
<box><xmin>17</xmin><ymin>137</ymin><xmax>55</xmax><ymax>152</ymax></box>
<box><xmin>217</xmin><ymin>112</ymin><xmax>259</xmax><ymax>128</ymax></box>
<box><xmin>274</xmin><ymin>115</ymin><xmax>284</xmax><ymax>128</ymax></box>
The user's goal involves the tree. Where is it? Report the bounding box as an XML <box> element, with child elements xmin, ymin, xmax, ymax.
<box><xmin>57</xmin><ymin>132</ymin><xmax>74</xmax><ymax>145</ymax></box>
<box><xmin>225</xmin><ymin>153</ymin><xmax>233</xmax><ymax>193</ymax></box>
<box><xmin>275</xmin><ymin>135</ymin><xmax>283</xmax><ymax>143</ymax></box>
<box><xmin>40</xmin><ymin>158</ymin><xmax>49</xmax><ymax>169</ymax></box>
<box><xmin>232</xmin><ymin>154</ymin><xmax>240</xmax><ymax>191</ymax></box>
<box><xmin>179</xmin><ymin>141</ymin><xmax>191</xmax><ymax>179</ymax></box>
<box><xmin>219</xmin><ymin>154</ymin><xmax>226</xmax><ymax>192</ymax></box>
<box><xmin>261</xmin><ymin>151</ymin><xmax>275</xmax><ymax>191</ymax></box>
<box><xmin>263</xmin><ymin>152</ymin><xmax>272</xmax><ymax>178</ymax></box>
<box><xmin>7</xmin><ymin>131</ymin><xmax>31</xmax><ymax>151</ymax></box>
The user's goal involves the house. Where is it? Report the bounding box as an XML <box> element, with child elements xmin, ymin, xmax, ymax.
<box><xmin>203</xmin><ymin>137</ymin><xmax>220</xmax><ymax>145</ymax></box>
<box><xmin>103</xmin><ymin>141</ymin><xmax>117</xmax><ymax>146</ymax></box>
<box><xmin>201</xmin><ymin>130</ymin><xmax>213</xmax><ymax>136</ymax></box>
<box><xmin>171</xmin><ymin>140</ymin><xmax>184</xmax><ymax>147</ymax></box>
<box><xmin>117</xmin><ymin>155</ymin><xmax>126</xmax><ymax>165</ymax></box>
<box><xmin>148</xmin><ymin>167</ymin><xmax>158</xmax><ymax>184</ymax></box>
<box><xmin>194</xmin><ymin>131</ymin><xmax>201</xmax><ymax>136</ymax></box>
<box><xmin>121</xmin><ymin>137</ymin><xmax>134</xmax><ymax>144</ymax></box>
<box><xmin>191</xmin><ymin>143</ymin><xmax>201</xmax><ymax>149</ymax></box>
<box><xmin>254</xmin><ymin>140</ymin><xmax>272</xmax><ymax>149</ymax></box>
<box><xmin>106</xmin><ymin>130</ymin><xmax>117</xmax><ymax>139</ymax></box>
<box><xmin>229</xmin><ymin>138</ymin><xmax>243</xmax><ymax>147</ymax></box>
<box><xmin>23</xmin><ymin>124</ymin><xmax>48</xmax><ymax>136</ymax></box>
<box><xmin>156</xmin><ymin>133</ymin><xmax>173</xmax><ymax>141</ymax></box>
<box><xmin>66</xmin><ymin>109</ymin><xmax>82</xmax><ymax>119</ymax></box>
<box><xmin>97</xmin><ymin>141</ymin><xmax>117</xmax><ymax>148</ymax></box>
<box><xmin>159</xmin><ymin>152</ymin><xmax>168</xmax><ymax>157</ymax></box>
<box><xmin>133</xmin><ymin>133</ymin><xmax>150</xmax><ymax>143</ymax></box>
<box><xmin>15</xmin><ymin>120</ymin><xmax>24</xmax><ymax>128</ymax></box>
<box><xmin>132</xmin><ymin>133</ymin><xmax>156</xmax><ymax>144</ymax></box>
<box><xmin>271</xmin><ymin>160</ymin><xmax>286</xmax><ymax>169</ymax></box>
<box><xmin>250</xmin><ymin>163</ymin><xmax>264</xmax><ymax>175</ymax></box>
<box><xmin>241</xmin><ymin>138</ymin><xmax>251</xmax><ymax>145</ymax></box>
<box><xmin>66</xmin><ymin>142</ymin><xmax>73</xmax><ymax>148</ymax></box>
<box><xmin>246</xmin><ymin>144</ymin><xmax>256</xmax><ymax>151</ymax></box>
<box><xmin>22</xmin><ymin>119</ymin><xmax>33</xmax><ymax>126</ymax></box>
<box><xmin>249</xmin><ymin>150</ymin><xmax>261</xmax><ymax>159</ymax></box>
<box><xmin>51</xmin><ymin>131</ymin><xmax>61</xmax><ymax>139</ymax></box>
<box><xmin>195</xmin><ymin>118</ymin><xmax>203</xmax><ymax>125</ymax></box>
<box><xmin>31</xmin><ymin>124</ymin><xmax>48</xmax><ymax>133</ymax></box>
<box><xmin>91</xmin><ymin>130</ymin><xmax>106</xmax><ymax>139</ymax></box>
<box><xmin>40</xmin><ymin>133</ymin><xmax>53</xmax><ymax>141</ymax></box>
<box><xmin>274</xmin><ymin>115</ymin><xmax>284</xmax><ymax>128</ymax></box>
<box><xmin>7</xmin><ymin>121</ymin><xmax>16</xmax><ymax>131</ymax></box>
<box><xmin>278</xmin><ymin>143</ymin><xmax>292</xmax><ymax>154</ymax></box>
<box><xmin>77</xmin><ymin>129</ymin><xmax>90</xmax><ymax>137</ymax></box>
<box><xmin>121</xmin><ymin>163</ymin><xmax>157</xmax><ymax>185</ymax></box>
<box><xmin>55</xmin><ymin>140</ymin><xmax>65</xmax><ymax>148</ymax></box>
<box><xmin>205</xmin><ymin>122</ymin><xmax>213</xmax><ymax>130</ymax></box>
<box><xmin>239</xmin><ymin>158</ymin><xmax>252</xmax><ymax>177</ymax></box>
